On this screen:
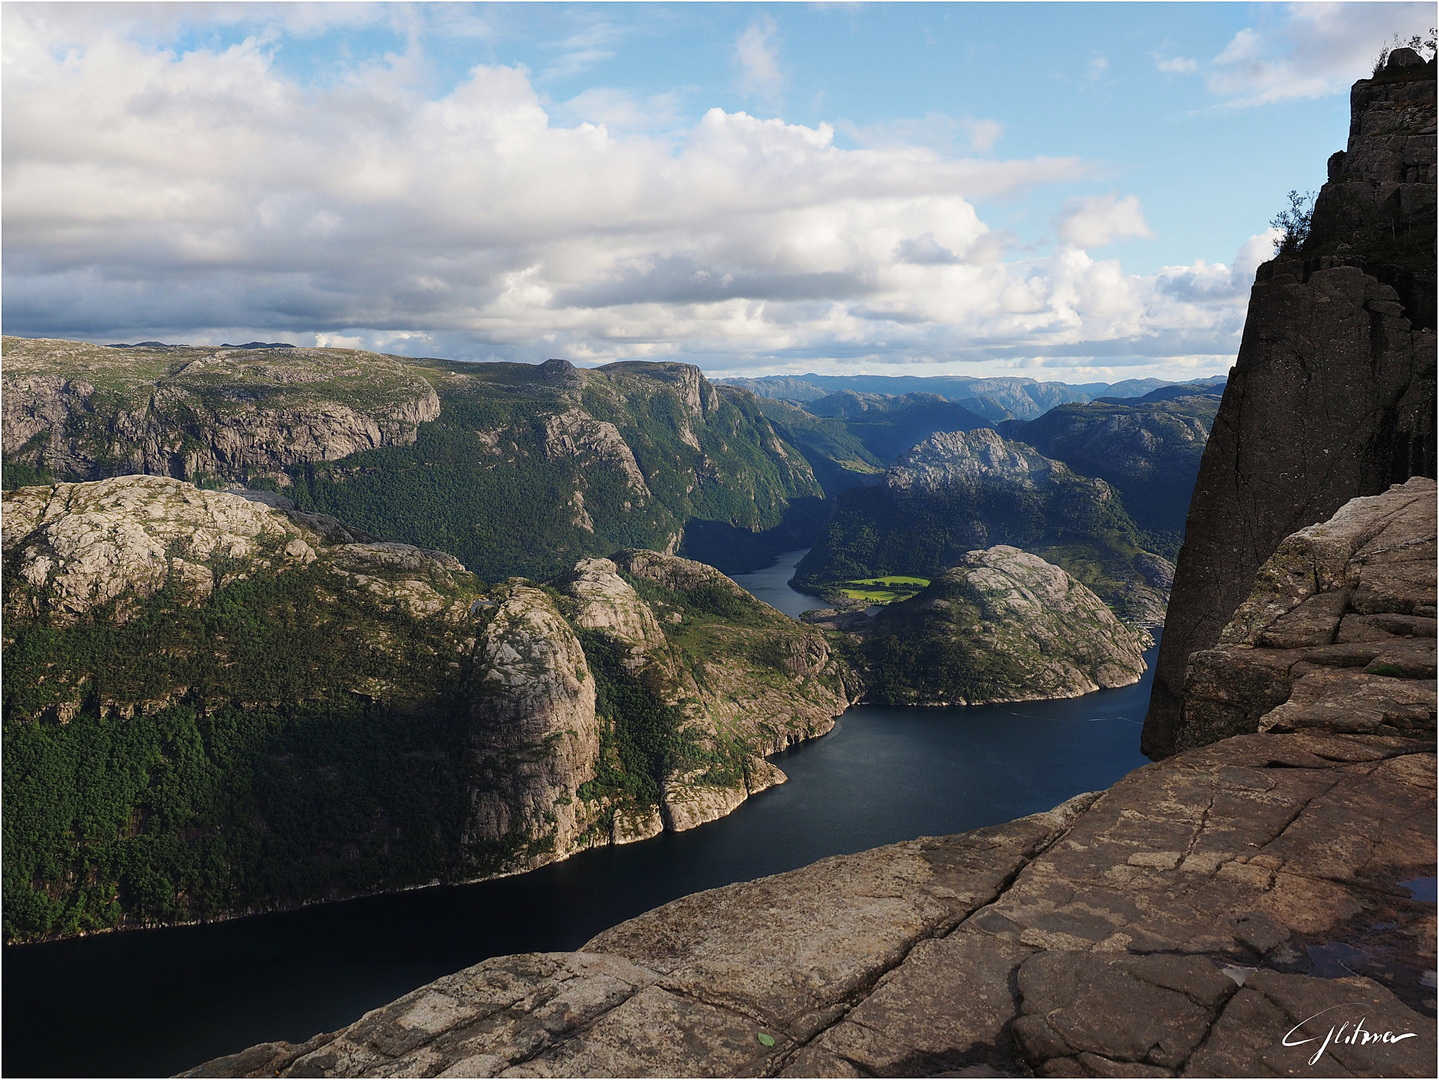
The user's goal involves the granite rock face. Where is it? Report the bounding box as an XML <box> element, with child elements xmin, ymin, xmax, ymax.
<box><xmin>1143</xmin><ymin>56</ymin><xmax>1437</xmax><ymax>759</ymax></box>
<box><xmin>188</xmin><ymin>727</ymin><xmax>1436</xmax><ymax>1078</ymax></box>
<box><xmin>2</xmin><ymin>479</ymin><xmax>853</xmax><ymax>935</ymax></box>
<box><xmin>863</xmin><ymin>545</ymin><xmax>1148</xmax><ymax>705</ymax></box>
<box><xmin>574</xmin><ymin>550</ymin><xmax>857</xmax><ymax>831</ymax></box>
<box><xmin>1308</xmin><ymin>52</ymin><xmax>1437</xmax><ymax>264</ymax></box>
<box><xmin>1</xmin><ymin>474</ymin><xmax>468</xmax><ymax>630</ymax></box>
<box><xmin>1</xmin><ymin>339</ymin><xmax>440</xmax><ymax>484</ymax></box>
<box><xmin>1173</xmin><ymin>476</ymin><xmax>1435</xmax><ymax>753</ymax></box>
<box><xmin>464</xmin><ymin>585</ymin><xmax>603</xmax><ymax>868</ymax></box>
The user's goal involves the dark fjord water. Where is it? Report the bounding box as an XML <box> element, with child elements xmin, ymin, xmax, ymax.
<box><xmin>5</xmin><ymin>551</ymin><xmax>1156</xmax><ymax>1078</ymax></box>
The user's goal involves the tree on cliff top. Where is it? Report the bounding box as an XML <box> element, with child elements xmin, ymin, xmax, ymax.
<box><xmin>1270</xmin><ymin>189</ymin><xmax>1314</xmax><ymax>254</ymax></box>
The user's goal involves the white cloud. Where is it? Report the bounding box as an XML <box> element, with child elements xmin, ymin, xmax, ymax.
<box><xmin>735</xmin><ymin>15</ymin><xmax>784</xmax><ymax>102</ymax></box>
<box><xmin>1155</xmin><ymin>54</ymin><xmax>1199</xmax><ymax>75</ymax></box>
<box><xmin>1054</xmin><ymin>194</ymin><xmax>1155</xmax><ymax>250</ymax></box>
<box><xmin>1205</xmin><ymin>1</ymin><xmax>1434</xmax><ymax>107</ymax></box>
<box><xmin>1083</xmin><ymin>53</ymin><xmax>1111</xmax><ymax>87</ymax></box>
<box><xmin>839</xmin><ymin>111</ymin><xmax>1003</xmax><ymax>154</ymax></box>
<box><xmin>959</xmin><ymin>117</ymin><xmax>1004</xmax><ymax>153</ymax></box>
<box><xmin>0</xmin><ymin>10</ymin><xmax>1253</xmax><ymax>380</ymax></box>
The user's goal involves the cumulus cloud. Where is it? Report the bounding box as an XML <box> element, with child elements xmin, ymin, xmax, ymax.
<box><xmin>0</xmin><ymin>10</ymin><xmax>1255</xmax><ymax>379</ymax></box>
<box><xmin>1205</xmin><ymin>1</ymin><xmax>1434</xmax><ymax>106</ymax></box>
<box><xmin>1054</xmin><ymin>194</ymin><xmax>1155</xmax><ymax>250</ymax></box>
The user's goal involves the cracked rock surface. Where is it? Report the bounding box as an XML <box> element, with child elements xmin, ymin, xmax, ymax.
<box><xmin>184</xmin><ymin>728</ymin><xmax>1436</xmax><ymax>1078</ymax></box>
<box><xmin>1176</xmin><ymin>476</ymin><xmax>1436</xmax><ymax>753</ymax></box>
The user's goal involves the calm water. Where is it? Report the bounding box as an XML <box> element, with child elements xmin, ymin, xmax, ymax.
<box><xmin>728</xmin><ymin>548</ymin><xmax>827</xmax><ymax>618</ymax></box>
<box><xmin>3</xmin><ymin>556</ymin><xmax>1158</xmax><ymax>1078</ymax></box>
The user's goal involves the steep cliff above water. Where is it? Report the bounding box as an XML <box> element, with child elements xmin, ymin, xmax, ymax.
<box><xmin>796</xmin><ymin>427</ymin><xmax>1174</xmax><ymax>636</ymax></box>
<box><xmin>183</xmin><ymin>486</ymin><xmax>1438</xmax><ymax>1077</ymax></box>
<box><xmin>1</xmin><ymin>343</ymin><xmax>830</xmax><ymax>581</ymax></box>
<box><xmin>1175</xmin><ymin>476</ymin><xmax>1435</xmax><ymax>753</ymax></box>
<box><xmin>1</xmin><ymin>477</ymin><xmax>852</xmax><ymax>942</ymax></box>
<box><xmin>190</xmin><ymin>721</ymin><xmax>1436</xmax><ymax>1078</ymax></box>
<box><xmin>1143</xmin><ymin>52</ymin><xmax>1437</xmax><ymax>759</ymax></box>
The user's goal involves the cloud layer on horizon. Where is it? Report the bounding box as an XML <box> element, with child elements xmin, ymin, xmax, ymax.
<box><xmin>3</xmin><ymin>8</ymin><xmax>1300</xmax><ymax>379</ymax></box>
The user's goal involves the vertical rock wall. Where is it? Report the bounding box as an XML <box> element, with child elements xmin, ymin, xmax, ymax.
<box><xmin>1142</xmin><ymin>53</ymin><xmax>1437</xmax><ymax>758</ymax></box>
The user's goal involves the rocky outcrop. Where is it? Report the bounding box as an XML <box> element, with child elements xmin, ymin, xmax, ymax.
<box><xmin>465</xmin><ymin>585</ymin><xmax>604</xmax><ymax>869</ymax></box>
<box><xmin>1</xmin><ymin>338</ymin><xmax>440</xmax><ymax>484</ymax></box>
<box><xmin>886</xmin><ymin>427</ymin><xmax>1062</xmax><ymax>492</ymax></box>
<box><xmin>1308</xmin><ymin>50</ymin><xmax>1437</xmax><ymax>269</ymax></box>
<box><xmin>1143</xmin><ymin>53</ymin><xmax>1436</xmax><ymax>759</ymax></box>
<box><xmin>1</xmin><ymin>475</ymin><xmax>468</xmax><ymax>630</ymax></box>
<box><xmin>796</xmin><ymin>428</ymin><xmax>1174</xmax><ymax>635</ymax></box>
<box><xmin>554</xmin><ymin>557</ymin><xmax>670</xmax><ymax>658</ymax></box>
<box><xmin>188</xmin><ymin>726</ymin><xmax>1437</xmax><ymax>1078</ymax></box>
<box><xmin>565</xmin><ymin>550</ymin><xmax>856</xmax><ymax>834</ymax></box>
<box><xmin>1173</xmin><ymin>476</ymin><xmax>1435</xmax><ymax>753</ymax></box>
<box><xmin>862</xmin><ymin>546</ymin><xmax>1148</xmax><ymax>705</ymax></box>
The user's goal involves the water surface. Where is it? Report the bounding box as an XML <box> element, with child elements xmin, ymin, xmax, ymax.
<box><xmin>728</xmin><ymin>548</ymin><xmax>826</xmax><ymax>618</ymax></box>
<box><xmin>3</xmin><ymin>563</ymin><xmax>1158</xmax><ymax>1078</ymax></box>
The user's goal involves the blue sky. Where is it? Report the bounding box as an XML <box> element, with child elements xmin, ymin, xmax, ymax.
<box><xmin>3</xmin><ymin>2</ymin><xmax>1432</xmax><ymax>382</ymax></box>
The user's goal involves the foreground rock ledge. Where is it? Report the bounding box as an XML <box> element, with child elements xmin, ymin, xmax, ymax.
<box><xmin>186</xmin><ymin>730</ymin><xmax>1436</xmax><ymax>1078</ymax></box>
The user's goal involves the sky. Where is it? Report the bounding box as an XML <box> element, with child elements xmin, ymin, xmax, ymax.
<box><xmin>3</xmin><ymin>2</ymin><xmax>1433</xmax><ymax>383</ymax></box>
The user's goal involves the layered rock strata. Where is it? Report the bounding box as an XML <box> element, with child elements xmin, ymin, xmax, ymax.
<box><xmin>1</xmin><ymin>338</ymin><xmax>440</xmax><ymax>483</ymax></box>
<box><xmin>188</xmin><ymin>726</ymin><xmax>1437</xmax><ymax>1078</ymax></box>
<box><xmin>1143</xmin><ymin>51</ymin><xmax>1436</xmax><ymax>759</ymax></box>
<box><xmin>1177</xmin><ymin>476</ymin><xmax>1436</xmax><ymax>752</ymax></box>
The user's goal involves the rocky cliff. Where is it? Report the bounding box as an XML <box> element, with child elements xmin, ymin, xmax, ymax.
<box><xmin>1</xmin><ymin>338</ymin><xmax>440</xmax><ymax>485</ymax></box>
<box><xmin>1142</xmin><ymin>51</ymin><xmax>1437</xmax><ymax>758</ymax></box>
<box><xmin>183</xmin><ymin>483</ymin><xmax>1437</xmax><ymax>1078</ymax></box>
<box><xmin>857</xmin><ymin>545</ymin><xmax>1148</xmax><ymax>705</ymax></box>
<box><xmin>2</xmin><ymin>343</ymin><xmax>830</xmax><ymax>581</ymax></box>
<box><xmin>796</xmin><ymin>427</ymin><xmax>1174</xmax><ymax>636</ymax></box>
<box><xmin>1</xmin><ymin>478</ymin><xmax>852</xmax><ymax>941</ymax></box>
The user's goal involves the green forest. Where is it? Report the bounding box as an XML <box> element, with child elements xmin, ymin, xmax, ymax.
<box><xmin>1</xmin><ymin>562</ymin><xmax>482</xmax><ymax>941</ymax></box>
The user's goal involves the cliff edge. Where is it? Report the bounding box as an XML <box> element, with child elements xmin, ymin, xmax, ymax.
<box><xmin>185</xmin><ymin>473</ymin><xmax>1438</xmax><ymax>1079</ymax></box>
<box><xmin>1142</xmin><ymin>51</ymin><xmax>1436</xmax><ymax>759</ymax></box>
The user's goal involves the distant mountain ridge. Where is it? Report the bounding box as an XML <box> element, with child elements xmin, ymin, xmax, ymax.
<box><xmin>998</xmin><ymin>392</ymin><xmax>1222</xmax><ymax>550</ymax></box>
<box><xmin>721</xmin><ymin>372</ymin><xmax>1227</xmax><ymax>421</ymax></box>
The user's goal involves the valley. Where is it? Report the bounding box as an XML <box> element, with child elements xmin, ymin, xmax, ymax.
<box><xmin>2</xmin><ymin>342</ymin><xmax>1213</xmax><ymax>947</ymax></box>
